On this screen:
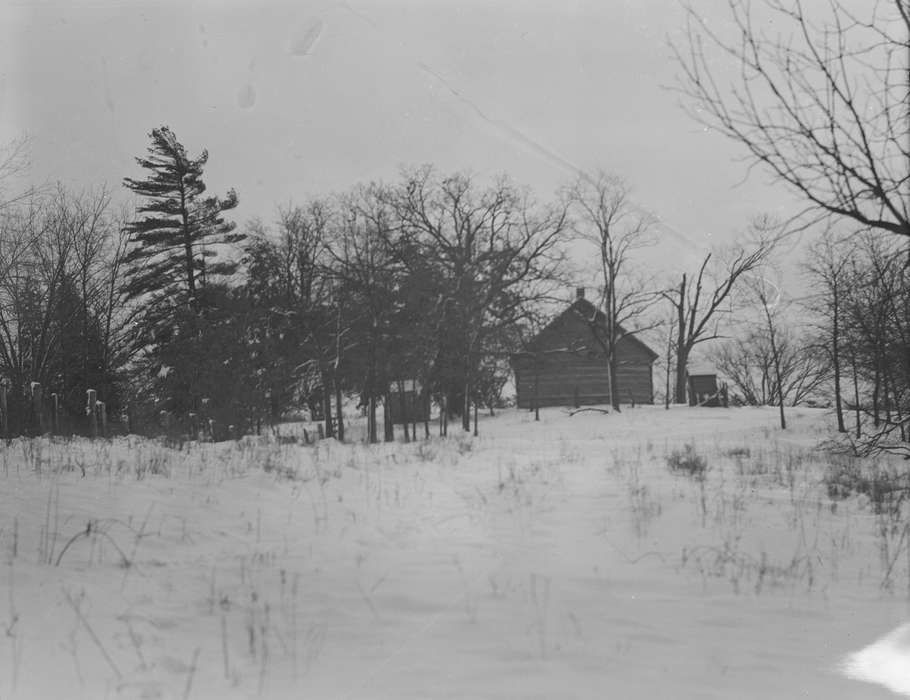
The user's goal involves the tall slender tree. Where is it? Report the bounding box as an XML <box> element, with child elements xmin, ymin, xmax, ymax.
<box><xmin>804</xmin><ymin>233</ymin><xmax>852</xmax><ymax>433</ymax></box>
<box><xmin>569</xmin><ymin>172</ymin><xmax>658</xmax><ymax>411</ymax></box>
<box><xmin>121</xmin><ymin>127</ymin><xmax>242</xmax><ymax>426</ymax></box>
<box><xmin>122</xmin><ymin>126</ymin><xmax>240</xmax><ymax>324</ymax></box>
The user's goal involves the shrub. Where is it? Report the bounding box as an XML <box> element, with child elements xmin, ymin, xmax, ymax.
<box><xmin>667</xmin><ymin>444</ymin><xmax>707</xmax><ymax>478</ymax></box>
<box><xmin>824</xmin><ymin>455</ymin><xmax>909</xmax><ymax>516</ymax></box>
<box><xmin>725</xmin><ymin>446</ymin><xmax>751</xmax><ymax>459</ymax></box>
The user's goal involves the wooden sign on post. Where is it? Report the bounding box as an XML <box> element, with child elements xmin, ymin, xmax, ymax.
<box><xmin>86</xmin><ymin>389</ymin><xmax>97</xmax><ymax>438</ymax></box>
<box><xmin>97</xmin><ymin>400</ymin><xmax>107</xmax><ymax>438</ymax></box>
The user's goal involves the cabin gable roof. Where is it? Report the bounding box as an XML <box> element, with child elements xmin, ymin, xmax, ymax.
<box><xmin>522</xmin><ymin>298</ymin><xmax>658</xmax><ymax>362</ymax></box>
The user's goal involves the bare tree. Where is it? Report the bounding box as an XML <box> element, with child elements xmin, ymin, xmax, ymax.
<box><xmin>389</xmin><ymin>167</ymin><xmax>570</xmax><ymax>431</ymax></box>
<box><xmin>332</xmin><ymin>184</ymin><xmax>400</xmax><ymax>442</ymax></box>
<box><xmin>243</xmin><ymin>200</ymin><xmax>337</xmax><ymax>435</ymax></box>
<box><xmin>0</xmin><ymin>136</ymin><xmax>35</xmax><ymax>213</ymax></box>
<box><xmin>674</xmin><ymin>1</ymin><xmax>910</xmax><ymax>241</ymax></box>
<box><xmin>0</xmin><ymin>195</ymin><xmax>72</xmax><ymax>403</ymax></box>
<box><xmin>752</xmin><ymin>276</ymin><xmax>788</xmax><ymax>428</ymax></box>
<box><xmin>712</xmin><ymin>324</ymin><xmax>829</xmax><ymax>409</ymax></box>
<box><xmin>803</xmin><ymin>231</ymin><xmax>853</xmax><ymax>432</ymax></box>
<box><xmin>663</xmin><ymin>229</ymin><xmax>777</xmax><ymax>403</ymax></box>
<box><xmin>569</xmin><ymin>172</ymin><xmax>658</xmax><ymax>410</ymax></box>
<box><xmin>840</xmin><ymin>232</ymin><xmax>910</xmax><ymax>446</ymax></box>
<box><xmin>0</xmin><ymin>188</ymin><xmax>130</xmax><ymax>432</ymax></box>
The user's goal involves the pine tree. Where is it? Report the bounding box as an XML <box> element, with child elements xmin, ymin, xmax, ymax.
<box><xmin>122</xmin><ymin>126</ymin><xmax>241</xmax><ymax>320</ymax></box>
<box><xmin>121</xmin><ymin>127</ymin><xmax>243</xmax><ymax>424</ymax></box>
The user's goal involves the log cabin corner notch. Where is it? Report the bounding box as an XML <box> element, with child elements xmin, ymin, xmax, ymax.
<box><xmin>511</xmin><ymin>288</ymin><xmax>658</xmax><ymax>409</ymax></box>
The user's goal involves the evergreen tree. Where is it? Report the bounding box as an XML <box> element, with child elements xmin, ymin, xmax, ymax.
<box><xmin>122</xmin><ymin>126</ymin><xmax>241</xmax><ymax>322</ymax></box>
<box><xmin>121</xmin><ymin>126</ymin><xmax>243</xmax><ymax>425</ymax></box>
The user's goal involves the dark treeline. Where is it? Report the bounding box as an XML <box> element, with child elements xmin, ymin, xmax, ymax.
<box><xmin>805</xmin><ymin>234</ymin><xmax>910</xmax><ymax>453</ymax></box>
<box><xmin>0</xmin><ymin>185</ymin><xmax>128</xmax><ymax>435</ymax></box>
<box><xmin>3</xmin><ymin>125</ymin><xmax>906</xmax><ymax>452</ymax></box>
<box><xmin>0</xmin><ymin>127</ymin><xmax>571</xmax><ymax>439</ymax></box>
<box><xmin>707</xmin><ymin>229</ymin><xmax>910</xmax><ymax>452</ymax></box>
<box><xmin>235</xmin><ymin>167</ymin><xmax>570</xmax><ymax>441</ymax></box>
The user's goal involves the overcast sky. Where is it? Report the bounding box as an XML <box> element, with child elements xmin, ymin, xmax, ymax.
<box><xmin>1</xmin><ymin>0</ymin><xmax>808</xmax><ymax>276</ymax></box>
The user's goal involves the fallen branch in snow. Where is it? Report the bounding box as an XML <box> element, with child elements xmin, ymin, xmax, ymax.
<box><xmin>183</xmin><ymin>646</ymin><xmax>201</xmax><ymax>700</ymax></box>
<box><xmin>122</xmin><ymin>617</ymin><xmax>147</xmax><ymax>671</ymax></box>
<box><xmin>598</xmin><ymin>534</ymin><xmax>668</xmax><ymax>565</ymax></box>
<box><xmin>567</xmin><ymin>407</ymin><xmax>612</xmax><ymax>417</ymax></box>
<box><xmin>55</xmin><ymin>521</ymin><xmax>131</xmax><ymax>568</ymax></box>
<box><xmin>63</xmin><ymin>589</ymin><xmax>123</xmax><ymax>680</ymax></box>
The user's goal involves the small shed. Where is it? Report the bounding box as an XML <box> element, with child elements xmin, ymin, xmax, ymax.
<box><xmin>687</xmin><ymin>370</ymin><xmax>726</xmax><ymax>407</ymax></box>
<box><xmin>510</xmin><ymin>288</ymin><xmax>658</xmax><ymax>408</ymax></box>
<box><xmin>388</xmin><ymin>379</ymin><xmax>430</xmax><ymax>424</ymax></box>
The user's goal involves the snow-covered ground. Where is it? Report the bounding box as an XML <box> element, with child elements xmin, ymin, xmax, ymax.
<box><xmin>1</xmin><ymin>405</ymin><xmax>907</xmax><ymax>699</ymax></box>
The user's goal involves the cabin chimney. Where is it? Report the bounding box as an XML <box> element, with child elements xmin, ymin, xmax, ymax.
<box><xmin>575</xmin><ymin>287</ymin><xmax>585</xmax><ymax>300</ymax></box>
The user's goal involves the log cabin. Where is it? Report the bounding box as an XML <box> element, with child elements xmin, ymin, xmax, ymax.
<box><xmin>511</xmin><ymin>288</ymin><xmax>658</xmax><ymax>408</ymax></box>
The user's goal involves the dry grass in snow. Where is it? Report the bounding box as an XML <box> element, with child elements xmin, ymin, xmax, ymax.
<box><xmin>0</xmin><ymin>405</ymin><xmax>908</xmax><ymax>699</ymax></box>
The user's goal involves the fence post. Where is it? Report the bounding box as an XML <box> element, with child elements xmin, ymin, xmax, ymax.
<box><xmin>86</xmin><ymin>389</ymin><xmax>97</xmax><ymax>438</ymax></box>
<box><xmin>97</xmin><ymin>400</ymin><xmax>107</xmax><ymax>438</ymax></box>
<box><xmin>50</xmin><ymin>393</ymin><xmax>59</xmax><ymax>435</ymax></box>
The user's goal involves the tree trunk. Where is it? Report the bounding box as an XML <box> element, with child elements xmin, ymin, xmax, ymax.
<box><xmin>675</xmin><ymin>345</ymin><xmax>689</xmax><ymax>405</ymax></box>
<box><xmin>400</xmin><ymin>382</ymin><xmax>410</xmax><ymax>443</ymax></box>
<box><xmin>664</xmin><ymin>326</ymin><xmax>672</xmax><ymax>410</ymax></box>
<box><xmin>831</xmin><ymin>290</ymin><xmax>846</xmax><ymax>433</ymax></box>
<box><xmin>334</xmin><ymin>377</ymin><xmax>344</xmax><ymax>443</ymax></box>
<box><xmin>883</xmin><ymin>361</ymin><xmax>893</xmax><ymax>426</ymax></box>
<box><xmin>383</xmin><ymin>394</ymin><xmax>394</xmax><ymax>442</ymax></box>
<box><xmin>440</xmin><ymin>394</ymin><xmax>449</xmax><ymax>437</ymax></box>
<box><xmin>322</xmin><ymin>379</ymin><xmax>334</xmax><ymax>439</ymax></box>
<box><xmin>674</xmin><ymin>275</ymin><xmax>688</xmax><ymax>404</ymax></box>
<box><xmin>423</xmin><ymin>386</ymin><xmax>430</xmax><ymax>439</ymax></box>
<box><xmin>851</xmin><ymin>349</ymin><xmax>861</xmax><ymax>439</ymax></box>
<box><xmin>761</xmin><ymin>292</ymin><xmax>787</xmax><ymax>430</ymax></box>
<box><xmin>181</xmin><ymin>192</ymin><xmax>197</xmax><ymax>304</ymax></box>
<box><xmin>367</xmin><ymin>343</ymin><xmax>378</xmax><ymax>443</ymax></box>
<box><xmin>771</xmin><ymin>349</ymin><xmax>787</xmax><ymax>430</ymax></box>
<box><xmin>609</xmin><ymin>356</ymin><xmax>620</xmax><ymax>412</ymax></box>
<box><xmin>872</xmin><ymin>361</ymin><xmax>881</xmax><ymax>428</ymax></box>
<box><xmin>368</xmin><ymin>394</ymin><xmax>377</xmax><ymax>443</ymax></box>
